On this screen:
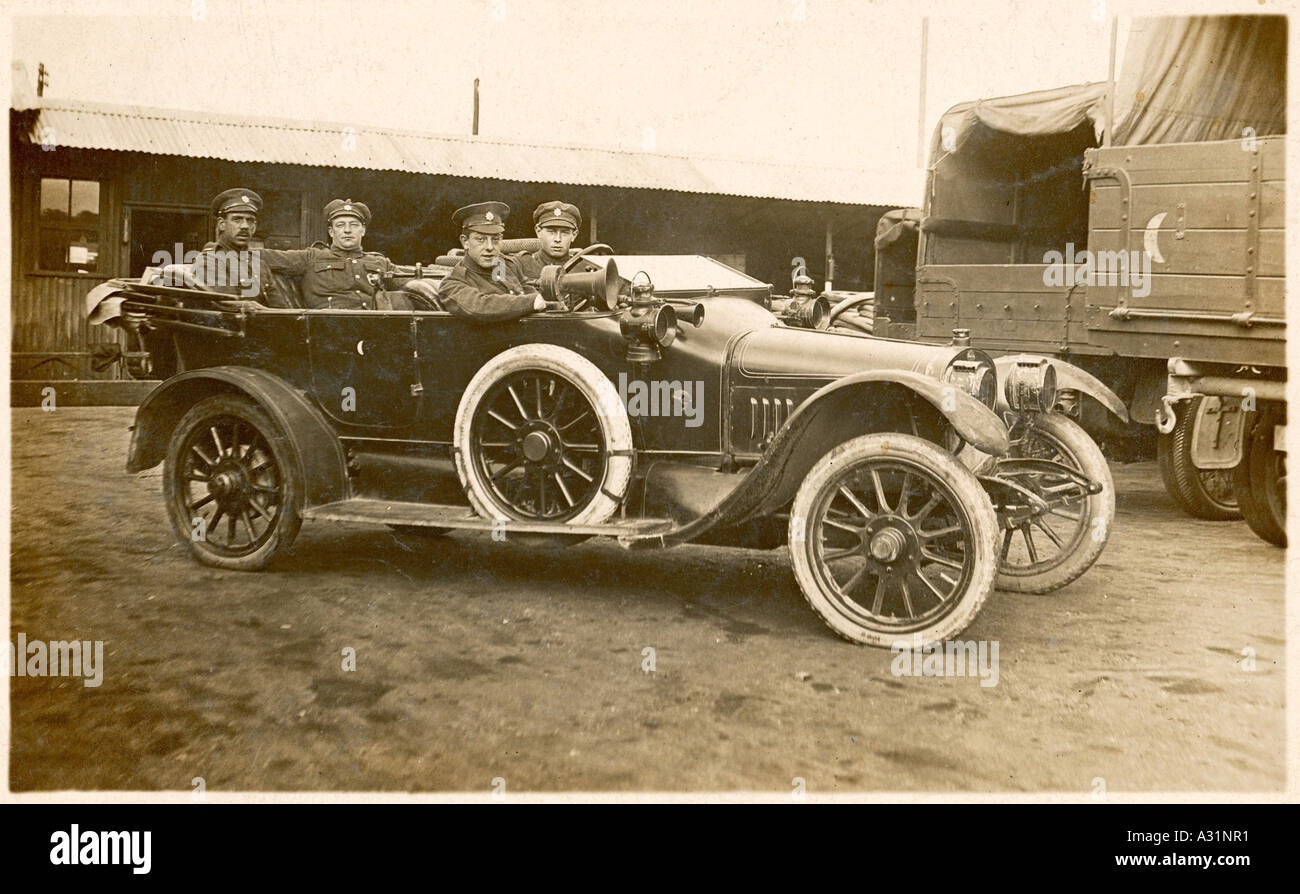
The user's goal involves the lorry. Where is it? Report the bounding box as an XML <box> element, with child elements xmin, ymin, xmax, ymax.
<box><xmin>866</xmin><ymin>15</ymin><xmax>1286</xmax><ymax>545</ymax></box>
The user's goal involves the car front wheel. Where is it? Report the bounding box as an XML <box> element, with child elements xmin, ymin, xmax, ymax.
<box><xmin>788</xmin><ymin>433</ymin><xmax>999</xmax><ymax>647</ymax></box>
<box><xmin>994</xmin><ymin>412</ymin><xmax>1115</xmax><ymax>594</ymax></box>
<box><xmin>163</xmin><ymin>393</ymin><xmax>303</xmax><ymax>570</ymax></box>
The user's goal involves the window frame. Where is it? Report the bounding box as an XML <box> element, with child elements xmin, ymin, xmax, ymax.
<box><xmin>34</xmin><ymin>175</ymin><xmax>106</xmax><ymax>275</ymax></box>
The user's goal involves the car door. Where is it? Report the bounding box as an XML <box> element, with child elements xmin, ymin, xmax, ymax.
<box><xmin>307</xmin><ymin>311</ymin><xmax>422</xmax><ymax>430</ymax></box>
<box><xmin>412</xmin><ymin>312</ymin><xmax>526</xmax><ymax>441</ymax></box>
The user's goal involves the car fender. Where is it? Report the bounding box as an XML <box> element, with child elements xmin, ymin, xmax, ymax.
<box><xmin>993</xmin><ymin>354</ymin><xmax>1130</xmax><ymax>423</ymax></box>
<box><xmin>811</xmin><ymin>369</ymin><xmax>1011</xmax><ymax>455</ymax></box>
<box><xmin>127</xmin><ymin>367</ymin><xmax>350</xmax><ymax>508</ymax></box>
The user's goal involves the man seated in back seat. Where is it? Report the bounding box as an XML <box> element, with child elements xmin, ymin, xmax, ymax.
<box><xmin>189</xmin><ymin>188</ymin><xmax>285</xmax><ymax>301</ymax></box>
<box><xmin>258</xmin><ymin>199</ymin><xmax>437</xmax><ymax>310</ymax></box>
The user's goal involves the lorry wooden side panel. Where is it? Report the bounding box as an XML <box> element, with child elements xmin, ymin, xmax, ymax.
<box><xmin>1083</xmin><ymin>136</ymin><xmax>1285</xmax><ymax>366</ymax></box>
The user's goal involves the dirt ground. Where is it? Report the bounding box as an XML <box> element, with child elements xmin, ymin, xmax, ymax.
<box><xmin>8</xmin><ymin>407</ymin><xmax>1286</xmax><ymax>794</ymax></box>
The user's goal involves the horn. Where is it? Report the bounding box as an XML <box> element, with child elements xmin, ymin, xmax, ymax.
<box><xmin>541</xmin><ymin>258</ymin><xmax>621</xmax><ymax>311</ymax></box>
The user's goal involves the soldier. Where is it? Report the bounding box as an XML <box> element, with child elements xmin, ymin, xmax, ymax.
<box><xmin>206</xmin><ymin>187</ymin><xmax>260</xmax><ymax>252</ymax></box>
<box><xmin>189</xmin><ymin>188</ymin><xmax>265</xmax><ymax>296</ymax></box>
<box><xmin>515</xmin><ymin>200</ymin><xmax>582</xmax><ymax>280</ymax></box>
<box><xmin>437</xmin><ymin>202</ymin><xmax>547</xmax><ymax>322</ymax></box>
<box><xmin>260</xmin><ymin>199</ymin><xmax>402</xmax><ymax>309</ymax></box>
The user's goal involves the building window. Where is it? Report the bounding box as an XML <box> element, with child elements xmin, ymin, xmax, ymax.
<box><xmin>39</xmin><ymin>177</ymin><xmax>101</xmax><ymax>272</ymax></box>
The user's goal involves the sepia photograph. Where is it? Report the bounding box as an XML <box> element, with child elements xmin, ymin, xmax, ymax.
<box><xmin>1</xmin><ymin>0</ymin><xmax>1291</xmax><ymax>811</ymax></box>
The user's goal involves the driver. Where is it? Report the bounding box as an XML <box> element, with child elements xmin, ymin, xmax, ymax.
<box><xmin>515</xmin><ymin>201</ymin><xmax>581</xmax><ymax>280</ymax></box>
<box><xmin>437</xmin><ymin>202</ymin><xmax>547</xmax><ymax>322</ymax></box>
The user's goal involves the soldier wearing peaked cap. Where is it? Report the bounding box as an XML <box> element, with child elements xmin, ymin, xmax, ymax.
<box><xmin>515</xmin><ymin>200</ymin><xmax>583</xmax><ymax>281</ymax></box>
<box><xmin>437</xmin><ymin>202</ymin><xmax>547</xmax><ymax>322</ymax></box>
<box><xmin>206</xmin><ymin>188</ymin><xmax>262</xmax><ymax>252</ymax></box>
<box><xmin>189</xmin><ymin>188</ymin><xmax>267</xmax><ymax>296</ymax></box>
<box><xmin>259</xmin><ymin>198</ymin><xmax>407</xmax><ymax>309</ymax></box>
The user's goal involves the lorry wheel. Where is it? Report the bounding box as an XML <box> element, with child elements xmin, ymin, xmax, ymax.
<box><xmin>788</xmin><ymin>433</ymin><xmax>998</xmax><ymax>647</ymax></box>
<box><xmin>1233</xmin><ymin>407</ymin><xmax>1286</xmax><ymax>547</ymax></box>
<box><xmin>1156</xmin><ymin>396</ymin><xmax>1241</xmax><ymax>520</ymax></box>
<box><xmin>455</xmin><ymin>345</ymin><xmax>632</xmax><ymax>526</ymax></box>
<box><xmin>163</xmin><ymin>394</ymin><xmax>303</xmax><ymax>570</ymax></box>
<box><xmin>994</xmin><ymin>413</ymin><xmax>1115</xmax><ymax>594</ymax></box>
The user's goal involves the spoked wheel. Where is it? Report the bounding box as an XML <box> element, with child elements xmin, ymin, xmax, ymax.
<box><xmin>789</xmin><ymin>433</ymin><xmax>998</xmax><ymax>647</ymax></box>
<box><xmin>1157</xmin><ymin>396</ymin><xmax>1241</xmax><ymax>519</ymax></box>
<box><xmin>993</xmin><ymin>413</ymin><xmax>1114</xmax><ymax>593</ymax></box>
<box><xmin>163</xmin><ymin>394</ymin><xmax>303</xmax><ymax>570</ymax></box>
<box><xmin>1233</xmin><ymin>406</ymin><xmax>1286</xmax><ymax>547</ymax></box>
<box><xmin>455</xmin><ymin>345</ymin><xmax>632</xmax><ymax>529</ymax></box>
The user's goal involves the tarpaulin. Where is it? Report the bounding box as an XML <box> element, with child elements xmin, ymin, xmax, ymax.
<box><xmin>928</xmin><ymin>15</ymin><xmax>1286</xmax><ymax>156</ymax></box>
<box><xmin>929</xmin><ymin>82</ymin><xmax>1108</xmax><ymax>163</ymax></box>
<box><xmin>1113</xmin><ymin>15</ymin><xmax>1286</xmax><ymax>145</ymax></box>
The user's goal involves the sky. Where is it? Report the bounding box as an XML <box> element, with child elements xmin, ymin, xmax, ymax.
<box><xmin>5</xmin><ymin>0</ymin><xmax>1273</xmax><ymax>197</ymax></box>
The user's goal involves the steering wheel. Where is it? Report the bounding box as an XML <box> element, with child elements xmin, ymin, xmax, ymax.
<box><xmin>826</xmin><ymin>294</ymin><xmax>875</xmax><ymax>332</ymax></box>
<box><xmin>561</xmin><ymin>243</ymin><xmax>614</xmax><ymax>275</ymax></box>
<box><xmin>555</xmin><ymin>243</ymin><xmax>615</xmax><ymax>311</ymax></box>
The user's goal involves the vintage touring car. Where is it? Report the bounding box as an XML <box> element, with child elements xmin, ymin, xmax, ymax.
<box><xmin>85</xmin><ymin>245</ymin><xmax>1115</xmax><ymax>647</ymax></box>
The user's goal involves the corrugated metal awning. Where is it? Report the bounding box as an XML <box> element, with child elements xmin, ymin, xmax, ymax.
<box><xmin>16</xmin><ymin>98</ymin><xmax>921</xmax><ymax>207</ymax></box>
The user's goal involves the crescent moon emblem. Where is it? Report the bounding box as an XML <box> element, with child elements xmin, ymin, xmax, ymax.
<box><xmin>356</xmin><ymin>340</ymin><xmax>365</xmax><ymax>355</ymax></box>
<box><xmin>1144</xmin><ymin>212</ymin><xmax>1167</xmax><ymax>265</ymax></box>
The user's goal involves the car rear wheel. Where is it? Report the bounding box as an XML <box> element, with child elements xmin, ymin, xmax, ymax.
<box><xmin>1157</xmin><ymin>396</ymin><xmax>1241</xmax><ymax>520</ymax></box>
<box><xmin>163</xmin><ymin>393</ymin><xmax>303</xmax><ymax>570</ymax></box>
<box><xmin>454</xmin><ymin>344</ymin><xmax>633</xmax><ymax>527</ymax></box>
<box><xmin>788</xmin><ymin>433</ymin><xmax>999</xmax><ymax>647</ymax></box>
<box><xmin>993</xmin><ymin>413</ymin><xmax>1114</xmax><ymax>593</ymax></box>
<box><xmin>1233</xmin><ymin>406</ymin><xmax>1286</xmax><ymax>547</ymax></box>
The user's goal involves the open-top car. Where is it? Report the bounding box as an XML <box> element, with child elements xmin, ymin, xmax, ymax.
<box><xmin>85</xmin><ymin>246</ymin><xmax>1115</xmax><ymax>647</ymax></box>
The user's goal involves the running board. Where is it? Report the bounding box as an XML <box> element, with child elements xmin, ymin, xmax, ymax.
<box><xmin>303</xmin><ymin>499</ymin><xmax>675</xmax><ymax>538</ymax></box>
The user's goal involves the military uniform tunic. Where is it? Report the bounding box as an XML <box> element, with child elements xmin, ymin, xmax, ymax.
<box><xmin>260</xmin><ymin>243</ymin><xmax>395</xmax><ymax>309</ymax></box>
<box><xmin>437</xmin><ymin>255</ymin><xmax>540</xmax><ymax>322</ymax></box>
<box><xmin>514</xmin><ymin>248</ymin><xmax>572</xmax><ymax>282</ymax></box>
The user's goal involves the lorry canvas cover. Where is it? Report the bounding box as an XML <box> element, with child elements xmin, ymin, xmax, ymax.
<box><xmin>929</xmin><ymin>15</ymin><xmax>1286</xmax><ymax>160</ymax></box>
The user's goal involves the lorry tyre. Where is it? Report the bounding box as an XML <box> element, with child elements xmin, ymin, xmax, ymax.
<box><xmin>1157</xmin><ymin>396</ymin><xmax>1241</xmax><ymax>520</ymax></box>
<box><xmin>1233</xmin><ymin>406</ymin><xmax>1286</xmax><ymax>547</ymax></box>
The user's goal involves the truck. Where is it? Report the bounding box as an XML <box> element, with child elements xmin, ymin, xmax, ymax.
<box><xmin>867</xmin><ymin>16</ymin><xmax>1286</xmax><ymax>545</ymax></box>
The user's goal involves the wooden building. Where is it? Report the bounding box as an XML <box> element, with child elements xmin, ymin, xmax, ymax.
<box><xmin>10</xmin><ymin>97</ymin><xmax>917</xmax><ymax>402</ymax></box>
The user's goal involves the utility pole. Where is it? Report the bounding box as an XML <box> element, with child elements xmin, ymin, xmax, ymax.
<box><xmin>37</xmin><ymin>62</ymin><xmax>48</xmax><ymax>97</ymax></box>
<box><xmin>1103</xmin><ymin>16</ymin><xmax>1117</xmax><ymax>147</ymax></box>
<box><xmin>472</xmin><ymin>78</ymin><xmax>480</xmax><ymax>136</ymax></box>
<box><xmin>916</xmin><ymin>18</ymin><xmax>928</xmax><ymax>168</ymax></box>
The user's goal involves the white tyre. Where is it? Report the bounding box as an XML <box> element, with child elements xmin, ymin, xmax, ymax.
<box><xmin>454</xmin><ymin>344</ymin><xmax>633</xmax><ymax>525</ymax></box>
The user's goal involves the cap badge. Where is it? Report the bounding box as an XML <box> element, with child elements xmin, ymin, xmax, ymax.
<box><xmin>240</xmin><ymin>195</ymin><xmax>249</xmax><ymax>203</ymax></box>
<box><xmin>485</xmin><ymin>211</ymin><xmax>495</xmax><ymax>221</ymax></box>
<box><xmin>344</xmin><ymin>204</ymin><xmax>352</xmax><ymax>211</ymax></box>
<box><xmin>554</xmin><ymin>208</ymin><xmax>562</xmax><ymax>217</ymax></box>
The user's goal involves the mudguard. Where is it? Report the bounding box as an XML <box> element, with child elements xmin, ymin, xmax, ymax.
<box><xmin>127</xmin><ymin>367</ymin><xmax>350</xmax><ymax>508</ymax></box>
<box><xmin>809</xmin><ymin>369</ymin><xmax>1010</xmax><ymax>455</ymax></box>
<box><xmin>993</xmin><ymin>354</ymin><xmax>1130</xmax><ymax>423</ymax></box>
